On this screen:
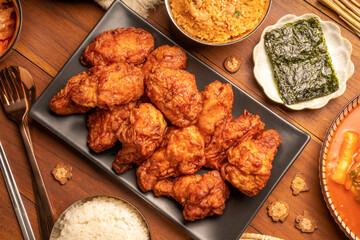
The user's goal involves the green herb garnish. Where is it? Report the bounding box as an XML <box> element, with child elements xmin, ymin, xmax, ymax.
<box><xmin>234</xmin><ymin>10</ymin><xmax>241</xmax><ymax>17</ymax></box>
<box><xmin>244</xmin><ymin>2</ymin><xmax>249</xmax><ymax>5</ymax></box>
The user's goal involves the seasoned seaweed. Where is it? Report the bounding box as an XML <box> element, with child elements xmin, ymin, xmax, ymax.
<box><xmin>264</xmin><ymin>17</ymin><xmax>339</xmax><ymax>105</ymax></box>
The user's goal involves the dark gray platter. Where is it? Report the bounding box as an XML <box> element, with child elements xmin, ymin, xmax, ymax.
<box><xmin>29</xmin><ymin>1</ymin><xmax>310</xmax><ymax>239</ymax></box>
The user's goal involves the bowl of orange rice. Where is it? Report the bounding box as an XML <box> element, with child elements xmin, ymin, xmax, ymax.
<box><xmin>165</xmin><ymin>0</ymin><xmax>271</xmax><ymax>46</ymax></box>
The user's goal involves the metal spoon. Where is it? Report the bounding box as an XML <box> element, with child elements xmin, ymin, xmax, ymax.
<box><xmin>0</xmin><ymin>66</ymin><xmax>55</xmax><ymax>239</ymax></box>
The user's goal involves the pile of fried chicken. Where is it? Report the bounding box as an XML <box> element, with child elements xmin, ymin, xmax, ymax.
<box><xmin>49</xmin><ymin>27</ymin><xmax>282</xmax><ymax>221</ymax></box>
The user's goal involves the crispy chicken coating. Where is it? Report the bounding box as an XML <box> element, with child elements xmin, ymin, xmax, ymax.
<box><xmin>221</xmin><ymin>129</ymin><xmax>282</xmax><ymax>196</ymax></box>
<box><xmin>196</xmin><ymin>81</ymin><xmax>234</xmax><ymax>146</ymax></box>
<box><xmin>112</xmin><ymin>103</ymin><xmax>167</xmax><ymax>174</ymax></box>
<box><xmin>136</xmin><ymin>125</ymin><xmax>205</xmax><ymax>192</ymax></box>
<box><xmin>87</xmin><ymin>102</ymin><xmax>136</xmax><ymax>153</ymax></box>
<box><xmin>204</xmin><ymin>110</ymin><xmax>265</xmax><ymax>169</ymax></box>
<box><xmin>49</xmin><ymin>72</ymin><xmax>91</xmax><ymax>115</ymax></box>
<box><xmin>80</xmin><ymin>27</ymin><xmax>154</xmax><ymax>67</ymax></box>
<box><xmin>146</xmin><ymin>67</ymin><xmax>203</xmax><ymax>127</ymax></box>
<box><xmin>141</xmin><ymin>45</ymin><xmax>187</xmax><ymax>75</ymax></box>
<box><xmin>69</xmin><ymin>62</ymin><xmax>144</xmax><ymax>109</ymax></box>
<box><xmin>153</xmin><ymin>170</ymin><xmax>230</xmax><ymax>221</ymax></box>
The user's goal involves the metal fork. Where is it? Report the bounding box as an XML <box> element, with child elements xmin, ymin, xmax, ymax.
<box><xmin>0</xmin><ymin>66</ymin><xmax>55</xmax><ymax>239</ymax></box>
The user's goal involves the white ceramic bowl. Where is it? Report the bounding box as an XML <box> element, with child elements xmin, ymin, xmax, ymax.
<box><xmin>253</xmin><ymin>14</ymin><xmax>354</xmax><ymax>110</ymax></box>
<box><xmin>319</xmin><ymin>93</ymin><xmax>360</xmax><ymax>240</ymax></box>
<box><xmin>50</xmin><ymin>195</ymin><xmax>151</xmax><ymax>240</ymax></box>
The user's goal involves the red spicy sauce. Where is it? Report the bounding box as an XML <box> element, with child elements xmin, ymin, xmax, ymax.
<box><xmin>326</xmin><ymin>104</ymin><xmax>360</xmax><ymax>237</ymax></box>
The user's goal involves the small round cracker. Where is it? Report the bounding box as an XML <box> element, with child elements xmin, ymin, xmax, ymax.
<box><xmin>267</xmin><ymin>200</ymin><xmax>289</xmax><ymax>222</ymax></box>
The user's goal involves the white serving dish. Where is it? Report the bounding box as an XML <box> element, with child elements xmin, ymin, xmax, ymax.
<box><xmin>253</xmin><ymin>14</ymin><xmax>354</xmax><ymax>110</ymax></box>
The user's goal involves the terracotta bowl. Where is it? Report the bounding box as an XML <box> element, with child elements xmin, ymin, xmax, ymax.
<box><xmin>0</xmin><ymin>0</ymin><xmax>22</xmax><ymax>61</ymax></box>
<box><xmin>319</xmin><ymin>93</ymin><xmax>360</xmax><ymax>240</ymax></box>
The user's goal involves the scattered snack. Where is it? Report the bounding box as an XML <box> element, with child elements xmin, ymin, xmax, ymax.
<box><xmin>291</xmin><ymin>173</ymin><xmax>310</xmax><ymax>195</ymax></box>
<box><xmin>267</xmin><ymin>200</ymin><xmax>289</xmax><ymax>222</ymax></box>
<box><xmin>224</xmin><ymin>56</ymin><xmax>241</xmax><ymax>73</ymax></box>
<box><xmin>52</xmin><ymin>162</ymin><xmax>73</xmax><ymax>185</ymax></box>
<box><xmin>295</xmin><ymin>210</ymin><xmax>318</xmax><ymax>233</ymax></box>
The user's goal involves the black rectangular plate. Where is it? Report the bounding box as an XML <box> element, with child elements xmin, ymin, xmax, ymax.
<box><xmin>29</xmin><ymin>1</ymin><xmax>310</xmax><ymax>239</ymax></box>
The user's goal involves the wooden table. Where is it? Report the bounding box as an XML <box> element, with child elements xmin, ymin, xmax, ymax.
<box><xmin>0</xmin><ymin>0</ymin><xmax>359</xmax><ymax>239</ymax></box>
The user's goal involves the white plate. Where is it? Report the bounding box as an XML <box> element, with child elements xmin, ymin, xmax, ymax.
<box><xmin>253</xmin><ymin>14</ymin><xmax>354</xmax><ymax>110</ymax></box>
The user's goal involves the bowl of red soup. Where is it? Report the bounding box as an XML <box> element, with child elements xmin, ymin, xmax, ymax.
<box><xmin>0</xmin><ymin>0</ymin><xmax>21</xmax><ymax>60</ymax></box>
<box><xmin>320</xmin><ymin>93</ymin><xmax>360</xmax><ymax>240</ymax></box>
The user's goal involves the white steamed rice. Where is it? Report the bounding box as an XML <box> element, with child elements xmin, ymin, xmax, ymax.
<box><xmin>55</xmin><ymin>196</ymin><xmax>150</xmax><ymax>240</ymax></box>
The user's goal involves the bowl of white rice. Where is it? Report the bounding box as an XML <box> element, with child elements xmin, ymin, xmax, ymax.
<box><xmin>50</xmin><ymin>195</ymin><xmax>151</xmax><ymax>240</ymax></box>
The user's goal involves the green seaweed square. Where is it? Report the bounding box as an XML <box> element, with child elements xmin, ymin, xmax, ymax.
<box><xmin>264</xmin><ymin>17</ymin><xmax>339</xmax><ymax>105</ymax></box>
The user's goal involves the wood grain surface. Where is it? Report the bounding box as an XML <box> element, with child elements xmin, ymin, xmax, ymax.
<box><xmin>0</xmin><ymin>0</ymin><xmax>358</xmax><ymax>239</ymax></box>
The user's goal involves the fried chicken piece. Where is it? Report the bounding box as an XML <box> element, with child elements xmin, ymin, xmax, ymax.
<box><xmin>195</xmin><ymin>81</ymin><xmax>234</xmax><ymax>146</ymax></box>
<box><xmin>87</xmin><ymin>102</ymin><xmax>136</xmax><ymax>153</ymax></box>
<box><xmin>221</xmin><ymin>129</ymin><xmax>282</xmax><ymax>196</ymax></box>
<box><xmin>112</xmin><ymin>103</ymin><xmax>167</xmax><ymax>174</ymax></box>
<box><xmin>80</xmin><ymin>27</ymin><xmax>154</xmax><ymax>67</ymax></box>
<box><xmin>153</xmin><ymin>170</ymin><xmax>230</xmax><ymax>221</ymax></box>
<box><xmin>70</xmin><ymin>62</ymin><xmax>144</xmax><ymax>109</ymax></box>
<box><xmin>204</xmin><ymin>110</ymin><xmax>265</xmax><ymax>169</ymax></box>
<box><xmin>136</xmin><ymin>125</ymin><xmax>205</xmax><ymax>192</ymax></box>
<box><xmin>49</xmin><ymin>72</ymin><xmax>91</xmax><ymax>115</ymax></box>
<box><xmin>146</xmin><ymin>67</ymin><xmax>203</xmax><ymax>127</ymax></box>
<box><xmin>141</xmin><ymin>45</ymin><xmax>187</xmax><ymax>75</ymax></box>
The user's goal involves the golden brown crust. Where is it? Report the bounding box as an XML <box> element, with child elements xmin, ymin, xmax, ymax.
<box><xmin>291</xmin><ymin>173</ymin><xmax>310</xmax><ymax>196</ymax></box>
<box><xmin>80</xmin><ymin>27</ymin><xmax>154</xmax><ymax>67</ymax></box>
<box><xmin>195</xmin><ymin>81</ymin><xmax>234</xmax><ymax>146</ymax></box>
<box><xmin>70</xmin><ymin>63</ymin><xmax>144</xmax><ymax>109</ymax></box>
<box><xmin>267</xmin><ymin>200</ymin><xmax>289</xmax><ymax>222</ymax></box>
<box><xmin>204</xmin><ymin>110</ymin><xmax>265</xmax><ymax>170</ymax></box>
<box><xmin>221</xmin><ymin>129</ymin><xmax>282</xmax><ymax>196</ymax></box>
<box><xmin>112</xmin><ymin>103</ymin><xmax>167</xmax><ymax>174</ymax></box>
<box><xmin>49</xmin><ymin>72</ymin><xmax>91</xmax><ymax>115</ymax></box>
<box><xmin>153</xmin><ymin>170</ymin><xmax>230</xmax><ymax>221</ymax></box>
<box><xmin>136</xmin><ymin>125</ymin><xmax>205</xmax><ymax>192</ymax></box>
<box><xmin>146</xmin><ymin>67</ymin><xmax>203</xmax><ymax>127</ymax></box>
<box><xmin>141</xmin><ymin>45</ymin><xmax>187</xmax><ymax>75</ymax></box>
<box><xmin>87</xmin><ymin>102</ymin><xmax>136</xmax><ymax>153</ymax></box>
<box><xmin>52</xmin><ymin>162</ymin><xmax>72</xmax><ymax>185</ymax></box>
<box><xmin>295</xmin><ymin>210</ymin><xmax>318</xmax><ymax>233</ymax></box>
